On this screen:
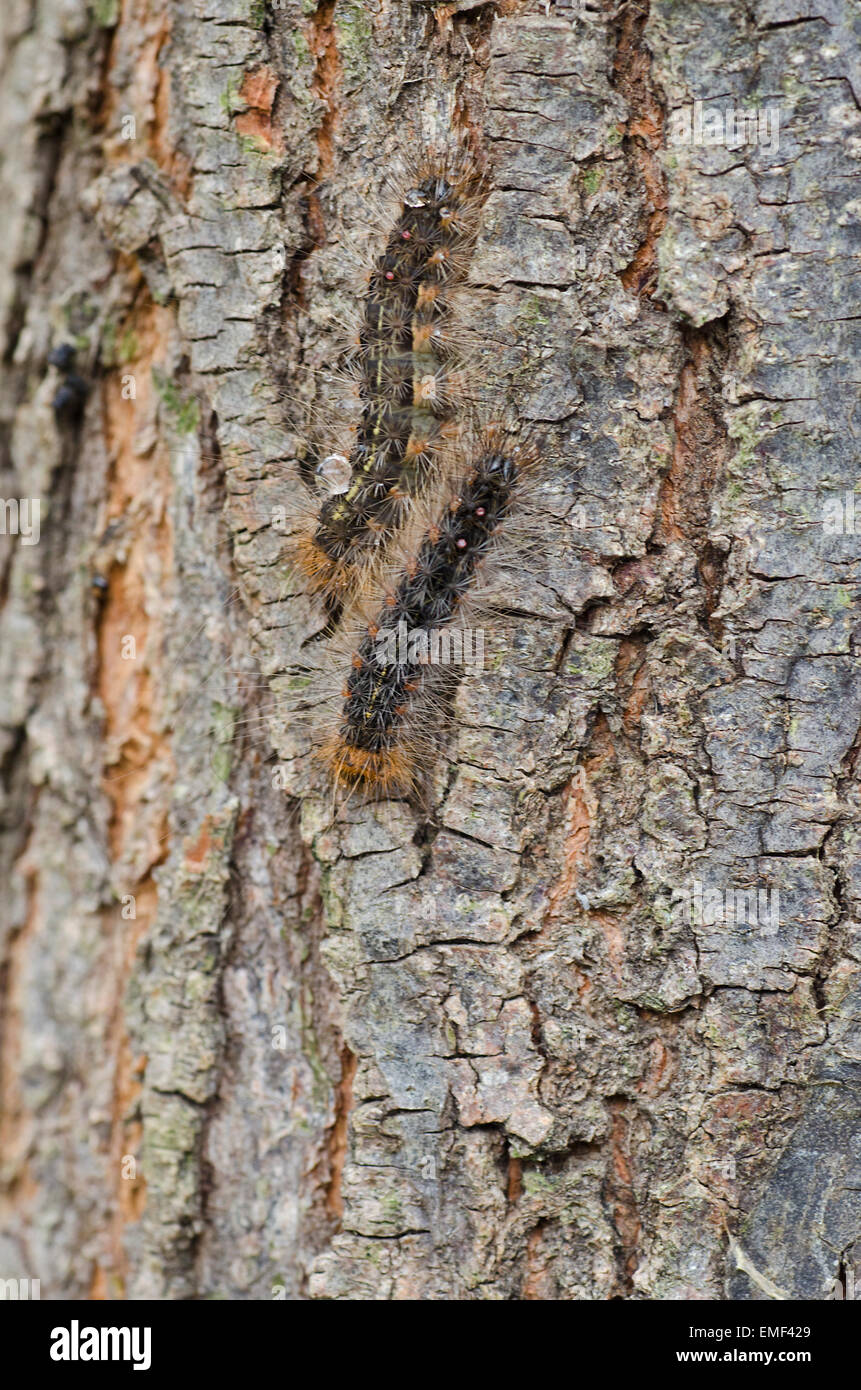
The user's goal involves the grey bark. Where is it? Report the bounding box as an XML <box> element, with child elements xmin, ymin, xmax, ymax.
<box><xmin>0</xmin><ymin>0</ymin><xmax>859</xmax><ymax>1300</ymax></box>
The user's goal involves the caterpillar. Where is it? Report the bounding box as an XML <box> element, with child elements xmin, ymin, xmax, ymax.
<box><xmin>319</xmin><ymin>440</ymin><xmax>523</xmax><ymax>796</ymax></box>
<box><xmin>298</xmin><ymin>157</ymin><xmax>484</xmax><ymax>602</ymax></box>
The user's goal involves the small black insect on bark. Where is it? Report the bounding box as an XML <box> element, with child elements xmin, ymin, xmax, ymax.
<box><xmin>49</xmin><ymin>342</ymin><xmax>88</xmax><ymax>420</ymax></box>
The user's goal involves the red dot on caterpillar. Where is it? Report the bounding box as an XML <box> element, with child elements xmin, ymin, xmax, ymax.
<box><xmin>475</xmin><ymin>506</ymin><xmax>486</xmax><ymax>516</ymax></box>
<box><xmin>456</xmin><ymin>538</ymin><xmax>467</xmax><ymax>549</ymax></box>
<box><xmin>401</xmin><ymin>230</ymin><xmax>411</xmax><ymax>239</ymax></box>
<box><xmin>385</xmin><ymin>270</ymin><xmax>395</xmax><ymax>280</ymax></box>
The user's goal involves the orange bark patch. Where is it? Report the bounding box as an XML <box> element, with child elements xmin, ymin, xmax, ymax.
<box><xmin>593</xmin><ymin>910</ymin><xmax>627</xmax><ymax>987</ymax></box>
<box><xmin>613</xmin><ymin>4</ymin><xmax>668</xmax><ymax>299</ymax></box>
<box><xmin>98</xmin><ymin>291</ymin><xmax>174</xmax><ymax>863</ymax></box>
<box><xmin>507</xmin><ymin>1155</ymin><xmax>523</xmax><ymax>1205</ymax></box>
<box><xmin>326</xmin><ymin>1045</ymin><xmax>357</xmax><ymax>1223</ymax></box>
<box><xmin>235</xmin><ymin>67</ymin><xmax>283</xmax><ymax>153</ymax></box>
<box><xmin>152</xmin><ymin>18</ymin><xmax>193</xmax><ymax>198</ymax></box>
<box><xmin>604</xmin><ymin>1099</ymin><xmax>641</xmax><ymax>1293</ymax></box>
<box><xmin>100</xmin><ymin>10</ymin><xmax>192</xmax><ymax>199</ymax></box>
<box><xmin>522</xmin><ymin>1222</ymin><xmax>555</xmax><ymax>1299</ymax></box>
<box><xmin>616</xmin><ymin>636</ymin><xmax>651</xmax><ymax>736</ymax></box>
<box><xmin>308</xmin><ymin>1</ymin><xmax>341</xmax><ymax>178</ymax></box>
<box><xmin>546</xmin><ymin>770</ymin><xmax>594</xmax><ymax>920</ymax></box>
<box><xmin>183</xmin><ymin>819</ymin><xmax>215</xmax><ymax>873</ymax></box>
<box><xmin>640</xmin><ymin>1035</ymin><xmax>672</xmax><ymax>1097</ymax></box>
<box><xmin>94</xmin><ymin>285</ymin><xmax>177</xmax><ymax>1291</ymax></box>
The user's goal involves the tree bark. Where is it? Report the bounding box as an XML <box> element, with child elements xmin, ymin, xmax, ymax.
<box><xmin>1</xmin><ymin>0</ymin><xmax>859</xmax><ymax>1300</ymax></box>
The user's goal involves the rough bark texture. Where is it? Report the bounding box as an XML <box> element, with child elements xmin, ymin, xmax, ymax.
<box><xmin>1</xmin><ymin>0</ymin><xmax>859</xmax><ymax>1301</ymax></box>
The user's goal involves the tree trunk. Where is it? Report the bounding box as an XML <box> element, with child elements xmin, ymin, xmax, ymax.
<box><xmin>1</xmin><ymin>0</ymin><xmax>859</xmax><ymax>1301</ymax></box>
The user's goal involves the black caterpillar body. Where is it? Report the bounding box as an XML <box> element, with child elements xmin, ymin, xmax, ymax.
<box><xmin>324</xmin><ymin>449</ymin><xmax>517</xmax><ymax>791</ymax></box>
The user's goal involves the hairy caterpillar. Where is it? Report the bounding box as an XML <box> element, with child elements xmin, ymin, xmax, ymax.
<box><xmin>298</xmin><ymin>156</ymin><xmax>485</xmax><ymax>601</ymax></box>
<box><xmin>319</xmin><ymin>438</ymin><xmax>526</xmax><ymax>796</ymax></box>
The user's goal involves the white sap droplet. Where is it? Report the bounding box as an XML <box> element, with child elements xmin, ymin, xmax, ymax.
<box><xmin>316</xmin><ymin>453</ymin><xmax>351</xmax><ymax>494</ymax></box>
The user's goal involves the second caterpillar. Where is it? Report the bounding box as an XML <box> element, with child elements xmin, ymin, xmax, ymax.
<box><xmin>300</xmin><ymin>157</ymin><xmax>483</xmax><ymax>602</ymax></box>
<box><xmin>320</xmin><ymin>440</ymin><xmax>523</xmax><ymax>795</ymax></box>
